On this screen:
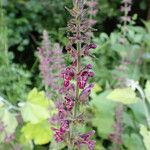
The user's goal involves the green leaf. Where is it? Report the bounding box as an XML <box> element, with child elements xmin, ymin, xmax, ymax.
<box><xmin>133</xmin><ymin>34</ymin><xmax>143</xmax><ymax>43</ymax></box>
<box><xmin>129</xmin><ymin>100</ymin><xmax>146</xmax><ymax>124</ymax></box>
<box><xmin>123</xmin><ymin>112</ymin><xmax>135</xmax><ymax>129</ymax></box>
<box><xmin>140</xmin><ymin>124</ymin><xmax>150</xmax><ymax>150</ymax></box>
<box><xmin>107</xmin><ymin>88</ymin><xmax>138</xmax><ymax>104</ymax></box>
<box><xmin>144</xmin><ymin>81</ymin><xmax>150</xmax><ymax>103</ymax></box>
<box><xmin>27</xmin><ymin>88</ymin><xmax>49</xmax><ymax>107</ymax></box>
<box><xmin>93</xmin><ymin>84</ymin><xmax>102</xmax><ymax>93</ymax></box>
<box><xmin>0</xmin><ymin>107</ymin><xmax>18</xmax><ymax>143</ymax></box>
<box><xmin>90</xmin><ymin>91</ymin><xmax>116</xmax><ymax>138</ymax></box>
<box><xmin>21</xmin><ymin>102</ymin><xmax>50</xmax><ymax>124</ymax></box>
<box><xmin>110</xmin><ymin>32</ymin><xmax>117</xmax><ymax>44</ymax></box>
<box><xmin>21</xmin><ymin>120</ymin><xmax>53</xmax><ymax>145</ymax></box>
<box><xmin>0</xmin><ymin>100</ymin><xmax>4</xmax><ymax>108</ymax></box>
<box><xmin>123</xmin><ymin>133</ymin><xmax>145</xmax><ymax>150</ymax></box>
<box><xmin>20</xmin><ymin>88</ymin><xmax>55</xmax><ymax>124</ymax></box>
<box><xmin>0</xmin><ymin>107</ymin><xmax>18</xmax><ymax>134</ymax></box>
<box><xmin>95</xmin><ymin>144</ymin><xmax>106</xmax><ymax>150</ymax></box>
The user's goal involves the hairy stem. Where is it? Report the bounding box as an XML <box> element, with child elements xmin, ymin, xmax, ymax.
<box><xmin>68</xmin><ymin>41</ymin><xmax>82</xmax><ymax>150</ymax></box>
<box><xmin>74</xmin><ymin>41</ymin><xmax>81</xmax><ymax>117</ymax></box>
<box><xmin>68</xmin><ymin>12</ymin><xmax>82</xmax><ymax>148</ymax></box>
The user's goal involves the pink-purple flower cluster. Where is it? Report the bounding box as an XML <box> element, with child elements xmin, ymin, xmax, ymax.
<box><xmin>38</xmin><ymin>30</ymin><xmax>65</xmax><ymax>98</ymax></box>
<box><xmin>109</xmin><ymin>104</ymin><xmax>124</xmax><ymax>146</ymax></box>
<box><xmin>86</xmin><ymin>0</ymin><xmax>98</xmax><ymax>26</ymax></box>
<box><xmin>51</xmin><ymin>0</ymin><xmax>97</xmax><ymax>149</ymax></box>
<box><xmin>120</xmin><ymin>0</ymin><xmax>132</xmax><ymax>23</ymax></box>
<box><xmin>75</xmin><ymin>130</ymin><xmax>96</xmax><ymax>150</ymax></box>
<box><xmin>61</xmin><ymin>64</ymin><xmax>94</xmax><ymax>90</ymax></box>
<box><xmin>86</xmin><ymin>0</ymin><xmax>98</xmax><ymax>37</ymax></box>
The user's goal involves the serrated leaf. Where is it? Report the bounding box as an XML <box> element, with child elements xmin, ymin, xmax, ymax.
<box><xmin>21</xmin><ymin>120</ymin><xmax>53</xmax><ymax>145</ymax></box>
<box><xmin>20</xmin><ymin>88</ymin><xmax>54</xmax><ymax>124</ymax></box>
<box><xmin>144</xmin><ymin>81</ymin><xmax>150</xmax><ymax>103</ymax></box>
<box><xmin>107</xmin><ymin>88</ymin><xmax>138</xmax><ymax>104</ymax></box>
<box><xmin>140</xmin><ymin>124</ymin><xmax>150</xmax><ymax>150</ymax></box>
<box><xmin>21</xmin><ymin>102</ymin><xmax>49</xmax><ymax>124</ymax></box>
<box><xmin>27</xmin><ymin>88</ymin><xmax>49</xmax><ymax>107</ymax></box>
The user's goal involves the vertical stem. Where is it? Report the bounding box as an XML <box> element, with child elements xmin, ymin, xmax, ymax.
<box><xmin>68</xmin><ymin>13</ymin><xmax>82</xmax><ymax>148</ymax></box>
<box><xmin>113</xmin><ymin>143</ymin><xmax>120</xmax><ymax>150</ymax></box>
<box><xmin>68</xmin><ymin>41</ymin><xmax>81</xmax><ymax>150</ymax></box>
<box><xmin>74</xmin><ymin>41</ymin><xmax>81</xmax><ymax>117</ymax></box>
<box><xmin>122</xmin><ymin>2</ymin><xmax>128</xmax><ymax>37</ymax></box>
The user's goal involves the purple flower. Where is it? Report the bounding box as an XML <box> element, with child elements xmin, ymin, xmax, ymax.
<box><xmin>51</xmin><ymin>1</ymin><xmax>96</xmax><ymax>148</ymax></box>
<box><xmin>38</xmin><ymin>30</ymin><xmax>65</xmax><ymax>98</ymax></box>
<box><xmin>61</xmin><ymin>67</ymin><xmax>75</xmax><ymax>87</ymax></box>
<box><xmin>88</xmin><ymin>10</ymin><xmax>98</xmax><ymax>15</ymax></box>
<box><xmin>79</xmin><ymin>84</ymin><xmax>94</xmax><ymax>103</ymax></box>
<box><xmin>89</xmin><ymin>43</ymin><xmax>97</xmax><ymax>49</ymax></box>
<box><xmin>120</xmin><ymin>6</ymin><xmax>131</xmax><ymax>12</ymax></box>
<box><xmin>120</xmin><ymin>0</ymin><xmax>132</xmax><ymax>26</ymax></box>
<box><xmin>77</xmin><ymin>67</ymin><xmax>94</xmax><ymax>89</ymax></box>
<box><xmin>86</xmin><ymin>0</ymin><xmax>98</xmax><ymax>26</ymax></box>
<box><xmin>75</xmin><ymin>130</ymin><xmax>96</xmax><ymax>150</ymax></box>
<box><xmin>82</xmin><ymin>44</ymin><xmax>97</xmax><ymax>56</ymax></box>
<box><xmin>86</xmin><ymin>1</ymin><xmax>98</xmax><ymax>7</ymax></box>
<box><xmin>66</xmin><ymin>44</ymin><xmax>78</xmax><ymax>58</ymax></box>
<box><xmin>60</xmin><ymin>120</ymin><xmax>70</xmax><ymax>132</ymax></box>
<box><xmin>109</xmin><ymin>104</ymin><xmax>124</xmax><ymax>145</ymax></box>
<box><xmin>64</xmin><ymin>96</ymin><xmax>75</xmax><ymax>111</ymax></box>
<box><xmin>58</xmin><ymin>108</ymin><xmax>67</xmax><ymax>120</ymax></box>
<box><xmin>86</xmin><ymin>64</ymin><xmax>93</xmax><ymax>69</ymax></box>
<box><xmin>80</xmin><ymin>130</ymin><xmax>95</xmax><ymax>140</ymax></box>
<box><xmin>52</xmin><ymin>128</ymin><xmax>64</xmax><ymax>142</ymax></box>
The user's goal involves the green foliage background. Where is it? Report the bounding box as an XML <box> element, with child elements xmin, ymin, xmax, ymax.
<box><xmin>0</xmin><ymin>0</ymin><xmax>150</xmax><ymax>150</ymax></box>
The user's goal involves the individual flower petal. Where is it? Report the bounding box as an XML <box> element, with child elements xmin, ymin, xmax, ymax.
<box><xmin>64</xmin><ymin>97</ymin><xmax>75</xmax><ymax>111</ymax></box>
<box><xmin>120</xmin><ymin>6</ymin><xmax>131</xmax><ymax>12</ymax></box>
<box><xmin>60</xmin><ymin>120</ymin><xmax>70</xmax><ymax>132</ymax></box>
<box><xmin>52</xmin><ymin>128</ymin><xmax>64</xmax><ymax>142</ymax></box>
<box><xmin>86</xmin><ymin>1</ymin><xmax>98</xmax><ymax>7</ymax></box>
<box><xmin>80</xmin><ymin>130</ymin><xmax>95</xmax><ymax>140</ymax></box>
<box><xmin>75</xmin><ymin>130</ymin><xmax>96</xmax><ymax>150</ymax></box>
<box><xmin>61</xmin><ymin>67</ymin><xmax>75</xmax><ymax>87</ymax></box>
<box><xmin>88</xmin><ymin>10</ymin><xmax>98</xmax><ymax>15</ymax></box>
<box><xmin>79</xmin><ymin>84</ymin><xmax>94</xmax><ymax>102</ymax></box>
